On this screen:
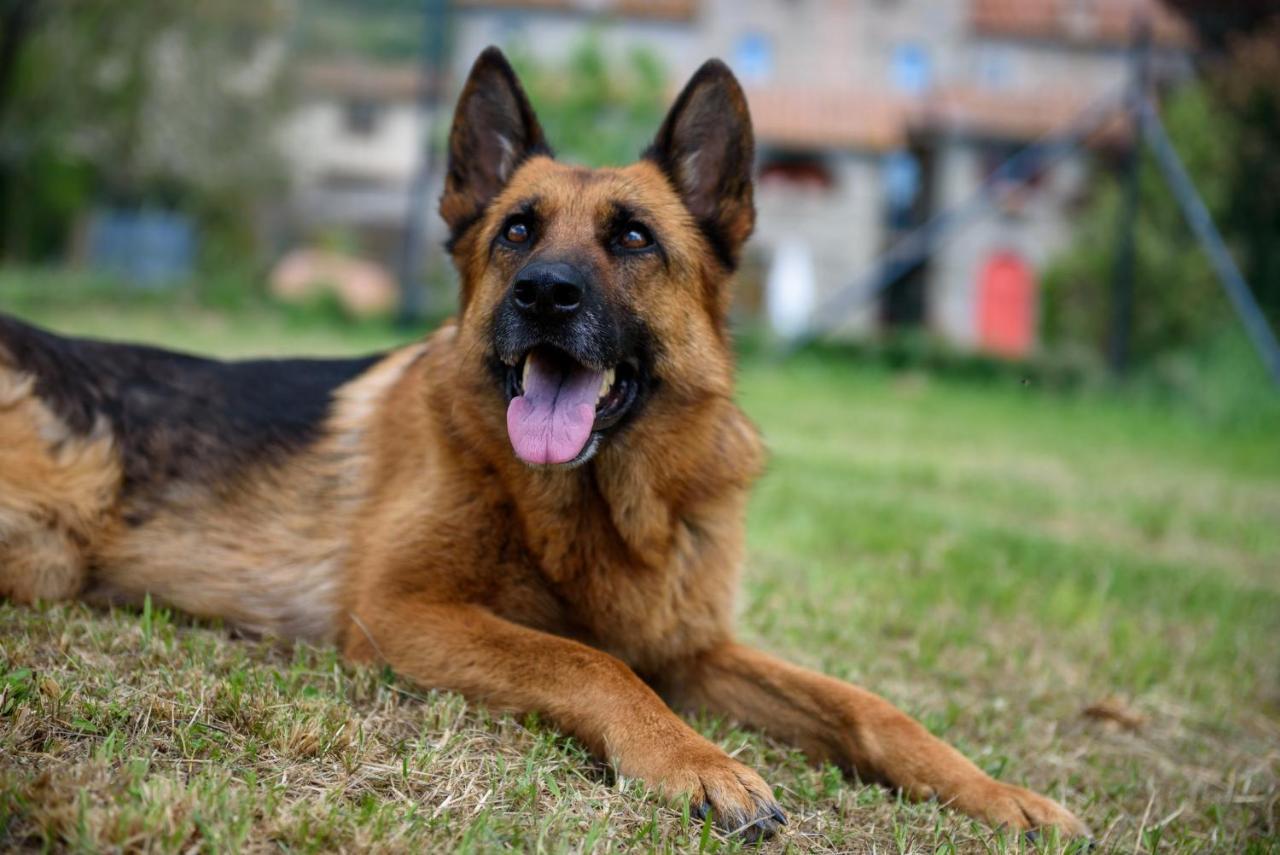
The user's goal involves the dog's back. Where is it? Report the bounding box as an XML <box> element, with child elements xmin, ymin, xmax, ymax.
<box><xmin>0</xmin><ymin>313</ymin><xmax>423</xmax><ymax>638</ymax></box>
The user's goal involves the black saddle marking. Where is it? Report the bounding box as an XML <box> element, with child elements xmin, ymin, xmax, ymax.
<box><xmin>0</xmin><ymin>313</ymin><xmax>383</xmax><ymax>500</ymax></box>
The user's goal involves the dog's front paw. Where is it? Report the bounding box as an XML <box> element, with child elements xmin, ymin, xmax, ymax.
<box><xmin>961</xmin><ymin>780</ymin><xmax>1090</xmax><ymax>838</ymax></box>
<box><xmin>692</xmin><ymin>755</ymin><xmax>786</xmax><ymax>841</ymax></box>
<box><xmin>642</xmin><ymin>745</ymin><xmax>785</xmax><ymax>840</ymax></box>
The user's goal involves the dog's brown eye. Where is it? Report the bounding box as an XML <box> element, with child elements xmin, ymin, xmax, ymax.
<box><xmin>505</xmin><ymin>220</ymin><xmax>530</xmax><ymax>244</ymax></box>
<box><xmin>617</xmin><ymin>224</ymin><xmax>652</xmax><ymax>251</ymax></box>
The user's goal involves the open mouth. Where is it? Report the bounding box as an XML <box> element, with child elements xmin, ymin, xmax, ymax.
<box><xmin>503</xmin><ymin>345</ymin><xmax>639</xmax><ymax>467</ymax></box>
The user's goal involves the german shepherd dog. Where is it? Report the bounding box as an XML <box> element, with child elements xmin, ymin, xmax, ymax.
<box><xmin>0</xmin><ymin>49</ymin><xmax>1087</xmax><ymax>840</ymax></box>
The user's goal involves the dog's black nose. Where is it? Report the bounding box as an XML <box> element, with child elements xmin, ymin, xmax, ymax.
<box><xmin>511</xmin><ymin>262</ymin><xmax>585</xmax><ymax>320</ymax></box>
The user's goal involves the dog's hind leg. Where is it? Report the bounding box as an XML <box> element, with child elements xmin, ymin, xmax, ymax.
<box><xmin>0</xmin><ymin>364</ymin><xmax>119</xmax><ymax>603</ymax></box>
<box><xmin>0</xmin><ymin>525</ymin><xmax>89</xmax><ymax>603</ymax></box>
<box><xmin>663</xmin><ymin>641</ymin><xmax>1090</xmax><ymax>837</ymax></box>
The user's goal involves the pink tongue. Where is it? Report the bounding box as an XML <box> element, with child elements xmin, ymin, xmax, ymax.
<box><xmin>506</xmin><ymin>351</ymin><xmax>604</xmax><ymax>465</ymax></box>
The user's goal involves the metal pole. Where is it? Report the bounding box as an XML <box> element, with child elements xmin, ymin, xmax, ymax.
<box><xmin>1141</xmin><ymin>97</ymin><xmax>1280</xmax><ymax>388</ymax></box>
<box><xmin>396</xmin><ymin>0</ymin><xmax>450</xmax><ymax>327</ymax></box>
<box><xmin>1107</xmin><ymin>16</ymin><xmax>1150</xmax><ymax>376</ymax></box>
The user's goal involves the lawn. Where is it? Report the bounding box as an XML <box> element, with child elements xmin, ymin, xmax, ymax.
<box><xmin>1</xmin><ymin>300</ymin><xmax>1278</xmax><ymax>853</ymax></box>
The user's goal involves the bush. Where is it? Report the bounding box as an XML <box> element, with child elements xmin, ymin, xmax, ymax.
<box><xmin>507</xmin><ymin>36</ymin><xmax>666</xmax><ymax>168</ymax></box>
<box><xmin>1041</xmin><ymin>82</ymin><xmax>1237</xmax><ymax>364</ymax></box>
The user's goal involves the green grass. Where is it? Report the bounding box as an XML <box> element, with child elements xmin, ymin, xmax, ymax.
<box><xmin>1</xmin><ymin>295</ymin><xmax>1278</xmax><ymax>853</ymax></box>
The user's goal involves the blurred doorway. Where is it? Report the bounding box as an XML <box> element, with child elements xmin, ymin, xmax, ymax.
<box><xmin>879</xmin><ymin>141</ymin><xmax>935</xmax><ymax>329</ymax></box>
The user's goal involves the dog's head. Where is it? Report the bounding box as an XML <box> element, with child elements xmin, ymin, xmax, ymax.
<box><xmin>443</xmin><ymin>47</ymin><xmax>753</xmax><ymax>469</ymax></box>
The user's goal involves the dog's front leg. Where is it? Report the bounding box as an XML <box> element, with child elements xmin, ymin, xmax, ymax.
<box><xmin>343</xmin><ymin>601</ymin><xmax>785</xmax><ymax>838</ymax></box>
<box><xmin>664</xmin><ymin>642</ymin><xmax>1088</xmax><ymax>837</ymax></box>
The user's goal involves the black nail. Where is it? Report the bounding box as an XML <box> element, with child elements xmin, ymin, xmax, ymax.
<box><xmin>771</xmin><ymin>806</ymin><xmax>788</xmax><ymax>825</ymax></box>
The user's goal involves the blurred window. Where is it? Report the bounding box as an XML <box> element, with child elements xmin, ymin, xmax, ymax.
<box><xmin>981</xmin><ymin>142</ymin><xmax>1046</xmax><ymax>190</ymax></box>
<box><xmin>733</xmin><ymin>32</ymin><xmax>775</xmax><ymax>84</ymax></box>
<box><xmin>759</xmin><ymin>153</ymin><xmax>834</xmax><ymax>192</ymax></box>
<box><xmin>890</xmin><ymin>43</ymin><xmax>931</xmax><ymax>95</ymax></box>
<box><xmin>980</xmin><ymin>142</ymin><xmax>1048</xmax><ymax>214</ymax></box>
<box><xmin>882</xmin><ymin>150</ymin><xmax>921</xmax><ymax>229</ymax></box>
<box><xmin>496</xmin><ymin>12</ymin><xmax>527</xmax><ymax>42</ymax></box>
<box><xmin>344</xmin><ymin>99</ymin><xmax>380</xmax><ymax>137</ymax></box>
<box><xmin>974</xmin><ymin>44</ymin><xmax>1013</xmax><ymax>90</ymax></box>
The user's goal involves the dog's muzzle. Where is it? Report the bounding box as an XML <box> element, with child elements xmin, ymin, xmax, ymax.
<box><xmin>491</xmin><ymin>262</ymin><xmax>642</xmax><ymax>468</ymax></box>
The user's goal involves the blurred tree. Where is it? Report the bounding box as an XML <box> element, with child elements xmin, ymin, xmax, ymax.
<box><xmin>1212</xmin><ymin>19</ymin><xmax>1280</xmax><ymax>328</ymax></box>
<box><xmin>0</xmin><ymin>0</ymin><xmax>44</xmax><ymax>256</ymax></box>
<box><xmin>507</xmin><ymin>37</ymin><xmax>667</xmax><ymax>168</ymax></box>
<box><xmin>0</xmin><ymin>0</ymin><xmax>293</xmax><ymax>264</ymax></box>
<box><xmin>1163</xmin><ymin>0</ymin><xmax>1277</xmax><ymax>49</ymax></box>
<box><xmin>1042</xmin><ymin>82</ymin><xmax>1233</xmax><ymax>364</ymax></box>
<box><xmin>1043</xmin><ymin>6</ymin><xmax>1280</xmax><ymax>364</ymax></box>
<box><xmin>299</xmin><ymin>0</ymin><xmax>424</xmax><ymax>62</ymax></box>
<box><xmin>0</xmin><ymin>1</ymin><xmax>37</xmax><ymax>122</ymax></box>
<box><xmin>1165</xmin><ymin>0</ymin><xmax>1280</xmax><ymax>327</ymax></box>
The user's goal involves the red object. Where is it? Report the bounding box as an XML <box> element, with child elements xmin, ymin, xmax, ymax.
<box><xmin>977</xmin><ymin>251</ymin><xmax>1036</xmax><ymax>358</ymax></box>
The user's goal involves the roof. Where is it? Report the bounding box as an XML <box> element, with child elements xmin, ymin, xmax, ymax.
<box><xmin>969</xmin><ymin>0</ymin><xmax>1193</xmax><ymax>47</ymax></box>
<box><xmin>746</xmin><ymin>85</ymin><xmax>1130</xmax><ymax>153</ymax></box>
<box><xmin>299</xmin><ymin>63</ymin><xmax>427</xmax><ymax>101</ymax></box>
<box><xmin>453</xmin><ymin>0</ymin><xmax>696</xmax><ymax>22</ymax></box>
<box><xmin>922</xmin><ymin>86</ymin><xmax>1130</xmax><ymax>144</ymax></box>
<box><xmin>747</xmin><ymin>87</ymin><xmax>907</xmax><ymax>152</ymax></box>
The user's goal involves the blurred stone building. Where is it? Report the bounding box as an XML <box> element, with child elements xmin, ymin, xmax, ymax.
<box><xmin>282</xmin><ymin>62</ymin><xmax>426</xmax><ymax>264</ymax></box>
<box><xmin>282</xmin><ymin>0</ymin><xmax>1190</xmax><ymax>352</ymax></box>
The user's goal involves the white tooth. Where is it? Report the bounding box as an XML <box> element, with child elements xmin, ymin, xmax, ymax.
<box><xmin>522</xmin><ymin>358</ymin><xmax>532</xmax><ymax>390</ymax></box>
<box><xmin>598</xmin><ymin>368</ymin><xmax>615</xmax><ymax>402</ymax></box>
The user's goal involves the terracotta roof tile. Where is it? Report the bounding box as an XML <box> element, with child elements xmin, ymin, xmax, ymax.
<box><xmin>454</xmin><ymin>0</ymin><xmax>696</xmax><ymax>21</ymax></box>
<box><xmin>746</xmin><ymin>85</ymin><xmax>1131</xmax><ymax>152</ymax></box>
<box><xmin>969</xmin><ymin>0</ymin><xmax>1192</xmax><ymax>47</ymax></box>
<box><xmin>747</xmin><ymin>87</ymin><xmax>907</xmax><ymax>152</ymax></box>
<box><xmin>922</xmin><ymin>86</ymin><xmax>1131</xmax><ymax>143</ymax></box>
<box><xmin>300</xmin><ymin>63</ymin><xmax>426</xmax><ymax>101</ymax></box>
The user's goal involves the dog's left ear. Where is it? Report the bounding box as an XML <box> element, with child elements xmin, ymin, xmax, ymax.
<box><xmin>646</xmin><ymin>60</ymin><xmax>755</xmax><ymax>268</ymax></box>
<box><xmin>441</xmin><ymin>47</ymin><xmax>551</xmax><ymax>244</ymax></box>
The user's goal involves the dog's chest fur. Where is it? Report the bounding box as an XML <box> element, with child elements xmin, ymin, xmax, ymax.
<box><xmin>507</xmin><ymin>477</ymin><xmax>747</xmax><ymax>670</ymax></box>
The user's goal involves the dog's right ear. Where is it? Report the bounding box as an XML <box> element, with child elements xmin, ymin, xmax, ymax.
<box><xmin>440</xmin><ymin>47</ymin><xmax>550</xmax><ymax>245</ymax></box>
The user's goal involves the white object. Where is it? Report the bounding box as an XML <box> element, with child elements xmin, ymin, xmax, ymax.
<box><xmin>766</xmin><ymin>239</ymin><xmax>816</xmax><ymax>340</ymax></box>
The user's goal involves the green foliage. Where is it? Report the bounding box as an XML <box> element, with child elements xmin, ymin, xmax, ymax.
<box><xmin>1133</xmin><ymin>329</ymin><xmax>1280</xmax><ymax>430</ymax></box>
<box><xmin>1041</xmin><ymin>82</ymin><xmax>1236</xmax><ymax>365</ymax></box>
<box><xmin>0</xmin><ymin>1</ymin><xmax>293</xmax><ymax>265</ymax></box>
<box><xmin>507</xmin><ymin>37</ymin><xmax>667</xmax><ymax>168</ymax></box>
<box><xmin>298</xmin><ymin>0</ymin><xmax>425</xmax><ymax>62</ymax></box>
<box><xmin>295</xmin><ymin>7</ymin><xmax>670</xmax><ymax>167</ymax></box>
<box><xmin>1216</xmin><ymin>19</ymin><xmax>1280</xmax><ymax>326</ymax></box>
<box><xmin>1</xmin><ymin>149</ymin><xmax>95</xmax><ymax>262</ymax></box>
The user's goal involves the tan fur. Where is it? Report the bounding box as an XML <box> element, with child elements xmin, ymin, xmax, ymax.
<box><xmin>333</xmin><ymin>152</ymin><xmax>1084</xmax><ymax>835</ymax></box>
<box><xmin>0</xmin><ymin>360</ymin><xmax>119</xmax><ymax>603</ymax></box>
<box><xmin>88</xmin><ymin>342</ymin><xmax>427</xmax><ymax>640</ymax></box>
